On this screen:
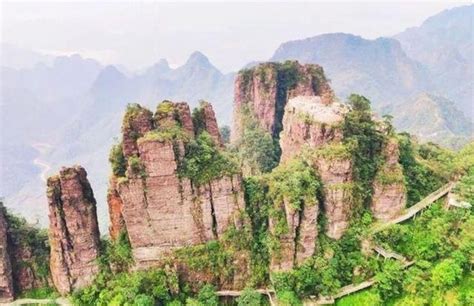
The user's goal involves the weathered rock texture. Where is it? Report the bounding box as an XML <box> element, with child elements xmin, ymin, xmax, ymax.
<box><xmin>107</xmin><ymin>176</ymin><xmax>125</xmax><ymax>240</ymax></box>
<box><xmin>0</xmin><ymin>204</ymin><xmax>14</xmax><ymax>303</ymax></box>
<box><xmin>279</xmin><ymin>95</ymin><xmax>353</xmax><ymax>241</ymax></box>
<box><xmin>315</xmin><ymin>157</ymin><xmax>354</xmax><ymax>239</ymax></box>
<box><xmin>371</xmin><ymin>138</ymin><xmax>407</xmax><ymax>221</ymax></box>
<box><xmin>198</xmin><ymin>101</ymin><xmax>223</xmax><ymax>146</ymax></box>
<box><xmin>280</xmin><ymin>96</ymin><xmax>348</xmax><ymax>162</ymax></box>
<box><xmin>108</xmin><ymin>101</ymin><xmax>246</xmax><ymax>269</ymax></box>
<box><xmin>231</xmin><ymin>61</ymin><xmax>334</xmax><ymax>142</ymax></box>
<box><xmin>122</xmin><ymin>105</ymin><xmax>154</xmax><ymax>157</ymax></box>
<box><xmin>269</xmin><ymin>200</ymin><xmax>319</xmax><ymax>272</ymax></box>
<box><xmin>47</xmin><ymin>166</ymin><xmax>101</xmax><ymax>295</ymax></box>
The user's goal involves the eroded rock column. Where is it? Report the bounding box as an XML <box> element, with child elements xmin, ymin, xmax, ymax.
<box><xmin>371</xmin><ymin>138</ymin><xmax>407</xmax><ymax>221</ymax></box>
<box><xmin>47</xmin><ymin>166</ymin><xmax>100</xmax><ymax>295</ymax></box>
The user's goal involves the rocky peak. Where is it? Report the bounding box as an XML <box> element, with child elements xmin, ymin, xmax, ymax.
<box><xmin>280</xmin><ymin>96</ymin><xmax>348</xmax><ymax>162</ymax></box>
<box><xmin>193</xmin><ymin>101</ymin><xmax>223</xmax><ymax>146</ymax></box>
<box><xmin>122</xmin><ymin>104</ymin><xmax>154</xmax><ymax>157</ymax></box>
<box><xmin>231</xmin><ymin>61</ymin><xmax>334</xmax><ymax>142</ymax></box>
<box><xmin>47</xmin><ymin>166</ymin><xmax>100</xmax><ymax>295</ymax></box>
<box><xmin>108</xmin><ymin>100</ymin><xmax>246</xmax><ymax>269</ymax></box>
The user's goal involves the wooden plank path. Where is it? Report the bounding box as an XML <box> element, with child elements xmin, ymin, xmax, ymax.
<box><xmin>370</xmin><ymin>182</ymin><xmax>455</xmax><ymax>234</ymax></box>
<box><xmin>309</xmin><ymin>261</ymin><xmax>415</xmax><ymax>305</ymax></box>
<box><xmin>373</xmin><ymin>245</ymin><xmax>406</xmax><ymax>261</ymax></box>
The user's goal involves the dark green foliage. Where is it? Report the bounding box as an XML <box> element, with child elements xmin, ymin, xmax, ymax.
<box><xmin>234</xmin><ymin>106</ymin><xmax>280</xmax><ymax>175</ymax></box>
<box><xmin>102</xmin><ymin>230</ymin><xmax>133</xmax><ymax>273</ymax></box>
<box><xmin>375</xmin><ymin>260</ymin><xmax>404</xmax><ymax>301</ymax></box>
<box><xmin>243</xmin><ymin>177</ymin><xmax>270</xmax><ymax>286</ymax></box>
<box><xmin>20</xmin><ymin>287</ymin><xmax>58</xmax><ymax>299</ymax></box>
<box><xmin>5</xmin><ymin>211</ymin><xmax>51</xmax><ymax>290</ymax></box>
<box><xmin>236</xmin><ymin>288</ymin><xmax>264</xmax><ymax>305</ymax></box>
<box><xmin>271</xmin><ymin>214</ymin><xmax>378</xmax><ymax>298</ymax></box>
<box><xmin>196</xmin><ymin>284</ymin><xmax>219</xmax><ymax>306</ymax></box>
<box><xmin>220</xmin><ymin>125</ymin><xmax>231</xmax><ymax>144</ymax></box>
<box><xmin>342</xmin><ymin>94</ymin><xmax>385</xmax><ymax>209</ymax></box>
<box><xmin>109</xmin><ymin>143</ymin><xmax>126</xmax><ymax>177</ymax></box>
<box><xmin>181</xmin><ymin>132</ymin><xmax>238</xmax><ymax>186</ymax></box>
<box><xmin>192</xmin><ymin>101</ymin><xmax>207</xmax><ymax>136</ymax></box>
<box><xmin>398</xmin><ymin>134</ymin><xmax>447</xmax><ymax>206</ymax></box>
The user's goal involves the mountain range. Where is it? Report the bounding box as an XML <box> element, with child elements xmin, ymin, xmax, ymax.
<box><xmin>1</xmin><ymin>5</ymin><xmax>472</xmax><ymax>231</ymax></box>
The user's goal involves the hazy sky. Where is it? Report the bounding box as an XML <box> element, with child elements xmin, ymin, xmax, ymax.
<box><xmin>0</xmin><ymin>1</ymin><xmax>469</xmax><ymax>72</ymax></box>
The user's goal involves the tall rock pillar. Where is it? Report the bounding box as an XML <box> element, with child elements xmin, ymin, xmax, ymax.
<box><xmin>47</xmin><ymin>166</ymin><xmax>101</xmax><ymax>295</ymax></box>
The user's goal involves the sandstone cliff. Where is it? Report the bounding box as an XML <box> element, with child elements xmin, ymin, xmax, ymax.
<box><xmin>0</xmin><ymin>204</ymin><xmax>14</xmax><ymax>303</ymax></box>
<box><xmin>371</xmin><ymin>138</ymin><xmax>407</xmax><ymax>221</ymax></box>
<box><xmin>47</xmin><ymin>166</ymin><xmax>101</xmax><ymax>295</ymax></box>
<box><xmin>108</xmin><ymin>101</ymin><xmax>246</xmax><ymax>269</ymax></box>
<box><xmin>279</xmin><ymin>95</ymin><xmax>353</xmax><ymax>242</ymax></box>
<box><xmin>269</xmin><ymin>199</ymin><xmax>319</xmax><ymax>272</ymax></box>
<box><xmin>231</xmin><ymin>61</ymin><xmax>333</xmax><ymax>143</ymax></box>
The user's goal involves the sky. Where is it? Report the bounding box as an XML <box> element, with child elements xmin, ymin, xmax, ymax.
<box><xmin>0</xmin><ymin>0</ymin><xmax>469</xmax><ymax>72</ymax></box>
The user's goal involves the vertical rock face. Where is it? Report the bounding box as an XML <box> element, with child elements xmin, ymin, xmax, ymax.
<box><xmin>47</xmin><ymin>166</ymin><xmax>101</xmax><ymax>295</ymax></box>
<box><xmin>315</xmin><ymin>157</ymin><xmax>354</xmax><ymax>239</ymax></box>
<box><xmin>269</xmin><ymin>200</ymin><xmax>319</xmax><ymax>272</ymax></box>
<box><xmin>279</xmin><ymin>95</ymin><xmax>353</xmax><ymax>240</ymax></box>
<box><xmin>200</xmin><ymin>101</ymin><xmax>223</xmax><ymax>146</ymax></box>
<box><xmin>280</xmin><ymin>96</ymin><xmax>347</xmax><ymax>162</ymax></box>
<box><xmin>231</xmin><ymin>61</ymin><xmax>333</xmax><ymax>142</ymax></box>
<box><xmin>107</xmin><ymin>177</ymin><xmax>125</xmax><ymax>240</ymax></box>
<box><xmin>122</xmin><ymin>105</ymin><xmax>154</xmax><ymax>157</ymax></box>
<box><xmin>108</xmin><ymin>101</ymin><xmax>246</xmax><ymax>269</ymax></box>
<box><xmin>371</xmin><ymin>138</ymin><xmax>407</xmax><ymax>221</ymax></box>
<box><xmin>0</xmin><ymin>204</ymin><xmax>14</xmax><ymax>303</ymax></box>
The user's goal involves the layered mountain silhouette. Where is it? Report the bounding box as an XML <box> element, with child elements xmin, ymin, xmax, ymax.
<box><xmin>1</xmin><ymin>5</ymin><xmax>472</xmax><ymax>229</ymax></box>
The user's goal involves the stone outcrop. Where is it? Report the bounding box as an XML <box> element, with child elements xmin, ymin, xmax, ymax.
<box><xmin>108</xmin><ymin>101</ymin><xmax>246</xmax><ymax>269</ymax></box>
<box><xmin>315</xmin><ymin>157</ymin><xmax>354</xmax><ymax>239</ymax></box>
<box><xmin>122</xmin><ymin>104</ymin><xmax>154</xmax><ymax>157</ymax></box>
<box><xmin>280</xmin><ymin>96</ymin><xmax>348</xmax><ymax>162</ymax></box>
<box><xmin>231</xmin><ymin>61</ymin><xmax>334</xmax><ymax>143</ymax></box>
<box><xmin>279</xmin><ymin>95</ymin><xmax>353</xmax><ymax>240</ymax></box>
<box><xmin>0</xmin><ymin>204</ymin><xmax>14</xmax><ymax>303</ymax></box>
<box><xmin>371</xmin><ymin>138</ymin><xmax>407</xmax><ymax>221</ymax></box>
<box><xmin>198</xmin><ymin>101</ymin><xmax>223</xmax><ymax>146</ymax></box>
<box><xmin>107</xmin><ymin>176</ymin><xmax>125</xmax><ymax>240</ymax></box>
<box><xmin>47</xmin><ymin>166</ymin><xmax>101</xmax><ymax>295</ymax></box>
<box><xmin>269</xmin><ymin>200</ymin><xmax>319</xmax><ymax>272</ymax></box>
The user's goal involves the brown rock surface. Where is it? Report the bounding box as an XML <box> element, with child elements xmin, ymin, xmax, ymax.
<box><xmin>270</xmin><ymin>200</ymin><xmax>319</xmax><ymax>272</ymax></box>
<box><xmin>316</xmin><ymin>157</ymin><xmax>353</xmax><ymax>240</ymax></box>
<box><xmin>109</xmin><ymin>101</ymin><xmax>247</xmax><ymax>269</ymax></box>
<box><xmin>231</xmin><ymin>61</ymin><xmax>333</xmax><ymax>142</ymax></box>
<box><xmin>122</xmin><ymin>104</ymin><xmax>154</xmax><ymax>157</ymax></box>
<box><xmin>47</xmin><ymin>166</ymin><xmax>101</xmax><ymax>295</ymax></box>
<box><xmin>0</xmin><ymin>204</ymin><xmax>14</xmax><ymax>303</ymax></box>
<box><xmin>117</xmin><ymin>137</ymin><xmax>245</xmax><ymax>268</ymax></box>
<box><xmin>280</xmin><ymin>96</ymin><xmax>347</xmax><ymax>162</ymax></box>
<box><xmin>107</xmin><ymin>177</ymin><xmax>125</xmax><ymax>240</ymax></box>
<box><xmin>371</xmin><ymin>138</ymin><xmax>407</xmax><ymax>221</ymax></box>
<box><xmin>200</xmin><ymin>102</ymin><xmax>223</xmax><ymax>146</ymax></box>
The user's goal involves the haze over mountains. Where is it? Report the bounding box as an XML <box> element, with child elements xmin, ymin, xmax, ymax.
<box><xmin>1</xmin><ymin>5</ymin><xmax>472</xmax><ymax>230</ymax></box>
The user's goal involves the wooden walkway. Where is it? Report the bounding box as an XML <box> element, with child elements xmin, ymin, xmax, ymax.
<box><xmin>370</xmin><ymin>182</ymin><xmax>455</xmax><ymax>234</ymax></box>
<box><xmin>4</xmin><ymin>297</ymin><xmax>71</xmax><ymax>305</ymax></box>
<box><xmin>373</xmin><ymin>245</ymin><xmax>406</xmax><ymax>261</ymax></box>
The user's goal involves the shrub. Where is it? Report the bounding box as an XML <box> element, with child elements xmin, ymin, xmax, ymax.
<box><xmin>236</xmin><ymin>288</ymin><xmax>263</xmax><ymax>305</ymax></box>
<box><xmin>180</xmin><ymin>132</ymin><xmax>237</xmax><ymax>186</ymax></box>
<box><xmin>109</xmin><ymin>143</ymin><xmax>126</xmax><ymax>177</ymax></box>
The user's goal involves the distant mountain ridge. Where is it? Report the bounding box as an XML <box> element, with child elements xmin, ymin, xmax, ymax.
<box><xmin>1</xmin><ymin>5</ymin><xmax>472</xmax><ymax>230</ymax></box>
<box><xmin>391</xmin><ymin>93</ymin><xmax>473</xmax><ymax>149</ymax></box>
<box><xmin>271</xmin><ymin>33</ymin><xmax>430</xmax><ymax>110</ymax></box>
